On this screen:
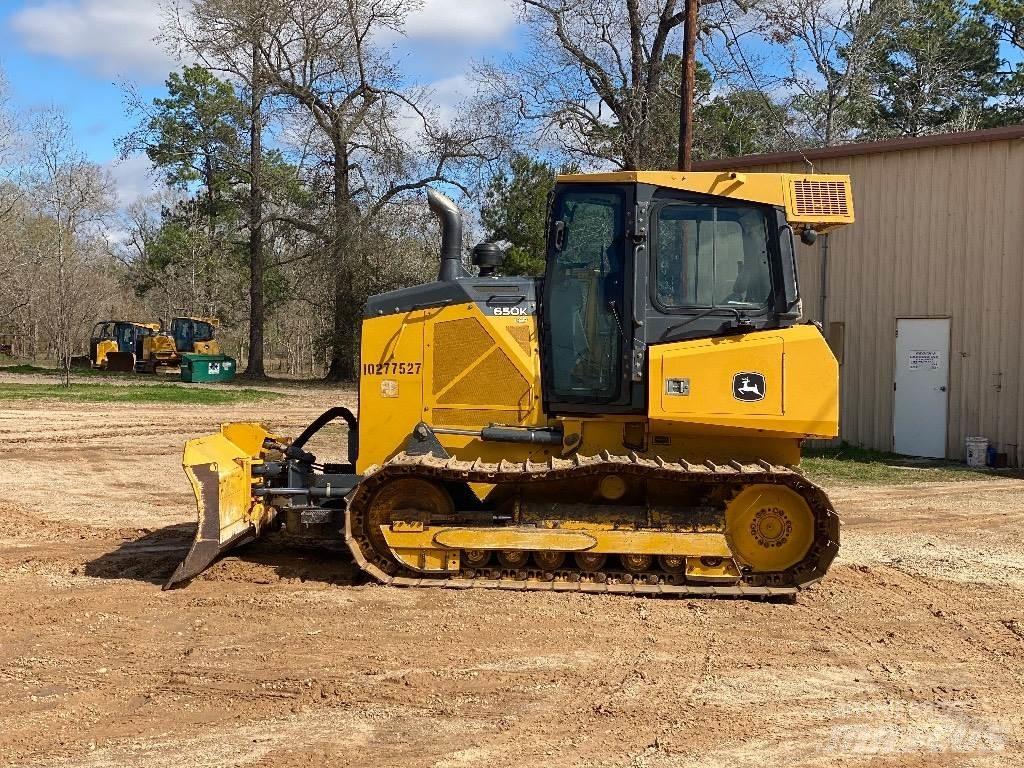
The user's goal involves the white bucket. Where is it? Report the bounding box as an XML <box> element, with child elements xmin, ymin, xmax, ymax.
<box><xmin>965</xmin><ymin>436</ymin><xmax>989</xmax><ymax>467</ymax></box>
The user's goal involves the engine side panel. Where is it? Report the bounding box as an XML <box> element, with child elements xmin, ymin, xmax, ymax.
<box><xmin>357</xmin><ymin>301</ymin><xmax>549</xmax><ymax>473</ymax></box>
<box><xmin>647</xmin><ymin>324</ymin><xmax>839</xmax><ymax>439</ymax></box>
<box><xmin>357</xmin><ymin>311</ymin><xmax>427</xmax><ymax>473</ymax></box>
<box><xmin>424</xmin><ymin>302</ymin><xmax>543</xmax><ymax>431</ymax></box>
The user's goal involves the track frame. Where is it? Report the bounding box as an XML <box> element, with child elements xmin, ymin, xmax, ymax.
<box><xmin>344</xmin><ymin>451</ymin><xmax>840</xmax><ymax>599</ymax></box>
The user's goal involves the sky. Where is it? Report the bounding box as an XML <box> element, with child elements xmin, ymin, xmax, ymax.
<box><xmin>4</xmin><ymin>0</ymin><xmax>1020</xmax><ymax>210</ymax></box>
<box><xmin>0</xmin><ymin>0</ymin><xmax>526</xmax><ymax>207</ymax></box>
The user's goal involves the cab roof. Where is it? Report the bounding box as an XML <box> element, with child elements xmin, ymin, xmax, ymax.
<box><xmin>555</xmin><ymin>170</ymin><xmax>854</xmax><ymax>230</ymax></box>
<box><xmin>97</xmin><ymin>320</ymin><xmax>159</xmax><ymax>330</ymax></box>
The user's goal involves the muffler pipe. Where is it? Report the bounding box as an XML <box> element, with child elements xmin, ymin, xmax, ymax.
<box><xmin>427</xmin><ymin>188</ymin><xmax>465</xmax><ymax>282</ymax></box>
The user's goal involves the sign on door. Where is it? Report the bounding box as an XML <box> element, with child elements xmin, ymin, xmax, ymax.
<box><xmin>893</xmin><ymin>318</ymin><xmax>950</xmax><ymax>458</ymax></box>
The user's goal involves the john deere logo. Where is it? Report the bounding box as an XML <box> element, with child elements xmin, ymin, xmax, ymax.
<box><xmin>733</xmin><ymin>372</ymin><xmax>766</xmax><ymax>402</ymax></box>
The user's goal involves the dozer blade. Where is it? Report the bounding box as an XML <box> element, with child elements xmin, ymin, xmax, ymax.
<box><xmin>165</xmin><ymin>422</ymin><xmax>276</xmax><ymax>589</ymax></box>
<box><xmin>105</xmin><ymin>351</ymin><xmax>136</xmax><ymax>372</ymax></box>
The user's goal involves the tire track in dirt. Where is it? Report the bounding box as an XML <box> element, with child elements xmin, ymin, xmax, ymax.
<box><xmin>2</xmin><ymin>394</ymin><xmax>1024</xmax><ymax>767</ymax></box>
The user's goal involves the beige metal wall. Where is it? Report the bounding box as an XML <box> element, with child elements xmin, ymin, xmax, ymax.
<box><xmin>739</xmin><ymin>137</ymin><xmax>1024</xmax><ymax>462</ymax></box>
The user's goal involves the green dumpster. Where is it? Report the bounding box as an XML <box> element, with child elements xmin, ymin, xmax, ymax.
<box><xmin>181</xmin><ymin>353</ymin><xmax>236</xmax><ymax>383</ymax></box>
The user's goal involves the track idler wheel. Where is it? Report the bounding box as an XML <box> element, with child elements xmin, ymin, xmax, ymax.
<box><xmin>364</xmin><ymin>477</ymin><xmax>454</xmax><ymax>568</ymax></box>
<box><xmin>725</xmin><ymin>484</ymin><xmax>815</xmax><ymax>572</ymax></box>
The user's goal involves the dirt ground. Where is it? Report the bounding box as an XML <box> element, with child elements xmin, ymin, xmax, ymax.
<box><xmin>1</xmin><ymin>378</ymin><xmax>1022</xmax><ymax>767</ymax></box>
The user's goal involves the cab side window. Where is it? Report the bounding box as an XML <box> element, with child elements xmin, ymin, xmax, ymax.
<box><xmin>655</xmin><ymin>203</ymin><xmax>772</xmax><ymax>310</ymax></box>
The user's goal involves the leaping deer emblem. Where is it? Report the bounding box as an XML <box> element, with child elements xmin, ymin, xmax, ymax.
<box><xmin>737</xmin><ymin>376</ymin><xmax>762</xmax><ymax>397</ymax></box>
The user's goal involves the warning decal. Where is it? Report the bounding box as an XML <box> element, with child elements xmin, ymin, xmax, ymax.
<box><xmin>908</xmin><ymin>350</ymin><xmax>941</xmax><ymax>370</ymax></box>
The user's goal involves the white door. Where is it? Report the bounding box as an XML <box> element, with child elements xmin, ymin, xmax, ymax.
<box><xmin>893</xmin><ymin>318</ymin><xmax>950</xmax><ymax>457</ymax></box>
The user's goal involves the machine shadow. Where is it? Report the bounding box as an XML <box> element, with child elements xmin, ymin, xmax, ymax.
<box><xmin>84</xmin><ymin>523</ymin><xmax>194</xmax><ymax>585</ymax></box>
<box><xmin>84</xmin><ymin>525</ymin><xmax>360</xmax><ymax>588</ymax></box>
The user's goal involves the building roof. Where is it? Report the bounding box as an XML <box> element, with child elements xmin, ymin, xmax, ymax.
<box><xmin>693</xmin><ymin>124</ymin><xmax>1024</xmax><ymax>170</ymax></box>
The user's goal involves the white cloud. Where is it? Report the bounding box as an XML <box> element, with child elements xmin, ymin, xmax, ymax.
<box><xmin>10</xmin><ymin>0</ymin><xmax>181</xmax><ymax>82</ymax></box>
<box><xmin>105</xmin><ymin>154</ymin><xmax>157</xmax><ymax>207</ymax></box>
<box><xmin>428</xmin><ymin>74</ymin><xmax>471</xmax><ymax>121</ymax></box>
<box><xmin>9</xmin><ymin>0</ymin><xmax>517</xmax><ymax>81</ymax></box>
<box><xmin>389</xmin><ymin>74</ymin><xmax>472</xmax><ymax>149</ymax></box>
<box><xmin>404</xmin><ymin>0</ymin><xmax>518</xmax><ymax>42</ymax></box>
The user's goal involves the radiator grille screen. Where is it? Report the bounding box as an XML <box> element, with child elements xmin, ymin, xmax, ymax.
<box><xmin>438</xmin><ymin>347</ymin><xmax>531</xmax><ymax>407</ymax></box>
<box><xmin>791</xmin><ymin>179</ymin><xmax>850</xmax><ymax>217</ymax></box>
<box><xmin>507</xmin><ymin>325</ymin><xmax>533</xmax><ymax>356</ymax></box>
<box><xmin>432</xmin><ymin>317</ymin><xmax>494</xmax><ymax>394</ymax></box>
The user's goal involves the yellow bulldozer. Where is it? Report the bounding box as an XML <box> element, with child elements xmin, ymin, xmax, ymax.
<box><xmin>133</xmin><ymin>316</ymin><xmax>224</xmax><ymax>372</ymax></box>
<box><xmin>87</xmin><ymin>317</ymin><xmax>223</xmax><ymax>373</ymax></box>
<box><xmin>88</xmin><ymin>320</ymin><xmax>172</xmax><ymax>372</ymax></box>
<box><xmin>168</xmin><ymin>170</ymin><xmax>854</xmax><ymax>599</ymax></box>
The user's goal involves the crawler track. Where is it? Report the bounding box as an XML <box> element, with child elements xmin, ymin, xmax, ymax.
<box><xmin>345</xmin><ymin>452</ymin><xmax>840</xmax><ymax>598</ymax></box>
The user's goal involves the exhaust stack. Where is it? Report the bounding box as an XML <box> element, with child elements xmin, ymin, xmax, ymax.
<box><xmin>427</xmin><ymin>188</ymin><xmax>465</xmax><ymax>282</ymax></box>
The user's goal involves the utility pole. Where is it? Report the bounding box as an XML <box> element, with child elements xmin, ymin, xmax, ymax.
<box><xmin>677</xmin><ymin>0</ymin><xmax>699</xmax><ymax>171</ymax></box>
<box><xmin>245</xmin><ymin>19</ymin><xmax>266</xmax><ymax>377</ymax></box>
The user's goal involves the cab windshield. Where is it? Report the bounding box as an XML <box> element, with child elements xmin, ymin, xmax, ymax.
<box><xmin>544</xmin><ymin>188</ymin><xmax>625</xmax><ymax>402</ymax></box>
<box><xmin>193</xmin><ymin>322</ymin><xmax>214</xmax><ymax>342</ymax></box>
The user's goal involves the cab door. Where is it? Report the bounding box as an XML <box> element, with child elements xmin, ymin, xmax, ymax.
<box><xmin>115</xmin><ymin>323</ymin><xmax>135</xmax><ymax>354</ymax></box>
<box><xmin>172</xmin><ymin>318</ymin><xmax>194</xmax><ymax>353</ymax></box>
<box><xmin>541</xmin><ymin>184</ymin><xmax>637</xmax><ymax>414</ymax></box>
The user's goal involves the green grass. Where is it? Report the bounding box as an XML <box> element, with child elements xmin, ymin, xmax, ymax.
<box><xmin>0</xmin><ymin>361</ymin><xmax>344</xmax><ymax>388</ymax></box>
<box><xmin>801</xmin><ymin>442</ymin><xmax>1020</xmax><ymax>485</ymax></box>
<box><xmin>0</xmin><ymin>363</ymin><xmax>137</xmax><ymax>378</ymax></box>
<box><xmin>0</xmin><ymin>382</ymin><xmax>283</xmax><ymax>405</ymax></box>
<box><xmin>0</xmin><ymin>364</ymin><xmax>52</xmax><ymax>375</ymax></box>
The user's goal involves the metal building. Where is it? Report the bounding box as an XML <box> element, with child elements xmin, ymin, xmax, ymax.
<box><xmin>697</xmin><ymin>125</ymin><xmax>1024</xmax><ymax>464</ymax></box>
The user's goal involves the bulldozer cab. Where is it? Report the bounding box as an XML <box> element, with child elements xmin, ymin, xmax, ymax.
<box><xmin>89</xmin><ymin>321</ymin><xmax>155</xmax><ymax>368</ymax></box>
<box><xmin>117</xmin><ymin>322</ymin><xmax>143</xmax><ymax>355</ymax></box>
<box><xmin>89</xmin><ymin>322</ymin><xmax>110</xmax><ymax>363</ymax></box>
<box><xmin>541</xmin><ymin>172</ymin><xmax>851</xmax><ymax>415</ymax></box>
<box><xmin>170</xmin><ymin>317</ymin><xmax>216</xmax><ymax>353</ymax></box>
